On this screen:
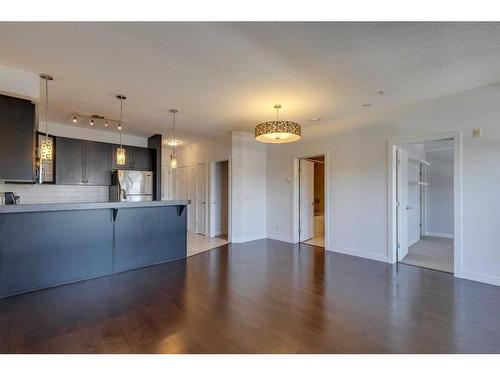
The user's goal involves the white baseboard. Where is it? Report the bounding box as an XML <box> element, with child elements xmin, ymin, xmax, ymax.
<box><xmin>459</xmin><ymin>270</ymin><xmax>500</xmax><ymax>287</ymax></box>
<box><xmin>266</xmin><ymin>234</ymin><xmax>293</xmax><ymax>243</ymax></box>
<box><xmin>209</xmin><ymin>230</ymin><xmax>228</xmax><ymax>238</ymax></box>
<box><xmin>424</xmin><ymin>232</ymin><xmax>454</xmax><ymax>239</ymax></box>
<box><xmin>328</xmin><ymin>247</ymin><xmax>389</xmax><ymax>263</ymax></box>
<box><xmin>408</xmin><ymin>237</ymin><xmax>419</xmax><ymax>247</ymax></box>
<box><xmin>231</xmin><ymin>234</ymin><xmax>267</xmax><ymax>243</ymax></box>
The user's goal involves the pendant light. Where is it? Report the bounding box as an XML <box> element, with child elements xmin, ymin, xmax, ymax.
<box><xmin>169</xmin><ymin>109</ymin><xmax>178</xmax><ymax>169</ymax></box>
<box><xmin>39</xmin><ymin>73</ymin><xmax>54</xmax><ymax>160</ymax></box>
<box><xmin>255</xmin><ymin>104</ymin><xmax>301</xmax><ymax>144</ymax></box>
<box><xmin>116</xmin><ymin>95</ymin><xmax>127</xmax><ymax>165</ymax></box>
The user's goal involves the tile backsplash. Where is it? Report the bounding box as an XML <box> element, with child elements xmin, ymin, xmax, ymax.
<box><xmin>0</xmin><ymin>184</ymin><xmax>109</xmax><ymax>204</ymax></box>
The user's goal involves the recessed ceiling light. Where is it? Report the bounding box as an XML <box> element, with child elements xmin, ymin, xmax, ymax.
<box><xmin>309</xmin><ymin>117</ymin><xmax>321</xmax><ymax>122</ymax></box>
<box><xmin>361</xmin><ymin>103</ymin><xmax>371</xmax><ymax>107</ymax></box>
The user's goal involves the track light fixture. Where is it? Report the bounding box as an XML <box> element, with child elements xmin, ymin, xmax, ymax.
<box><xmin>71</xmin><ymin>113</ymin><xmax>121</xmax><ymax>129</ymax></box>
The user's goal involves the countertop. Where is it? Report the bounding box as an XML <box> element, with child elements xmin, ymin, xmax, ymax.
<box><xmin>0</xmin><ymin>200</ymin><xmax>190</xmax><ymax>214</ymax></box>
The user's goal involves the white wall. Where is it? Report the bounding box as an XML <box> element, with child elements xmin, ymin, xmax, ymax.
<box><xmin>266</xmin><ymin>82</ymin><xmax>500</xmax><ymax>286</ymax></box>
<box><xmin>40</xmin><ymin>121</ymin><xmax>148</xmax><ymax>147</ymax></box>
<box><xmin>231</xmin><ymin>132</ymin><xmax>267</xmax><ymax>243</ymax></box>
<box><xmin>0</xmin><ymin>65</ymin><xmax>39</xmax><ymax>100</ymax></box>
<box><xmin>425</xmin><ymin>149</ymin><xmax>454</xmax><ymax>238</ymax></box>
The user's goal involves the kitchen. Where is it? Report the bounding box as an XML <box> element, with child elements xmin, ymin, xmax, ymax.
<box><xmin>0</xmin><ymin>68</ymin><xmax>189</xmax><ymax>299</ymax></box>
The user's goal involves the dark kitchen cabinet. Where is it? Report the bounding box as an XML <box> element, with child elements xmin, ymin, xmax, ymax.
<box><xmin>0</xmin><ymin>94</ymin><xmax>35</xmax><ymax>182</ymax></box>
<box><xmin>111</xmin><ymin>144</ymin><xmax>152</xmax><ymax>170</ymax></box>
<box><xmin>85</xmin><ymin>141</ymin><xmax>111</xmax><ymax>185</ymax></box>
<box><xmin>56</xmin><ymin>137</ymin><xmax>111</xmax><ymax>185</ymax></box>
<box><xmin>133</xmin><ymin>146</ymin><xmax>153</xmax><ymax>170</ymax></box>
<box><xmin>56</xmin><ymin>137</ymin><xmax>85</xmax><ymax>185</ymax></box>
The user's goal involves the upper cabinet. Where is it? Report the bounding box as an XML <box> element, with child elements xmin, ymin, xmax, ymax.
<box><xmin>56</xmin><ymin>139</ymin><xmax>152</xmax><ymax>185</ymax></box>
<box><xmin>56</xmin><ymin>138</ymin><xmax>111</xmax><ymax>186</ymax></box>
<box><xmin>0</xmin><ymin>94</ymin><xmax>35</xmax><ymax>182</ymax></box>
<box><xmin>56</xmin><ymin>137</ymin><xmax>85</xmax><ymax>185</ymax></box>
<box><xmin>133</xmin><ymin>146</ymin><xmax>153</xmax><ymax>171</ymax></box>
<box><xmin>111</xmin><ymin>144</ymin><xmax>152</xmax><ymax>171</ymax></box>
<box><xmin>85</xmin><ymin>141</ymin><xmax>111</xmax><ymax>185</ymax></box>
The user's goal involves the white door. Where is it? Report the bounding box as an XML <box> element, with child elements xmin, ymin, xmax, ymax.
<box><xmin>195</xmin><ymin>163</ymin><xmax>207</xmax><ymax>235</ymax></box>
<box><xmin>299</xmin><ymin>159</ymin><xmax>314</xmax><ymax>242</ymax></box>
<box><xmin>162</xmin><ymin>166</ymin><xmax>174</xmax><ymax>200</ymax></box>
<box><xmin>175</xmin><ymin>166</ymin><xmax>189</xmax><ymax>199</ymax></box>
<box><xmin>397</xmin><ymin>147</ymin><xmax>409</xmax><ymax>261</ymax></box>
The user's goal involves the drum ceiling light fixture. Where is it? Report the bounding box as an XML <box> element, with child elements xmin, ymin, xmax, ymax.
<box><xmin>255</xmin><ymin>104</ymin><xmax>301</xmax><ymax>144</ymax></box>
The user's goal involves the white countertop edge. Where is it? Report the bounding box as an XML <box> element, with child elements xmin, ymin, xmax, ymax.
<box><xmin>0</xmin><ymin>200</ymin><xmax>190</xmax><ymax>214</ymax></box>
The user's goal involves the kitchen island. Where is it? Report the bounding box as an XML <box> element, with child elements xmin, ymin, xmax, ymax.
<box><xmin>0</xmin><ymin>200</ymin><xmax>188</xmax><ymax>298</ymax></box>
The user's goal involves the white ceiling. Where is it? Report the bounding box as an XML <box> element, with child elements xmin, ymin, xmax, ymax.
<box><xmin>1</xmin><ymin>22</ymin><xmax>500</xmax><ymax>144</ymax></box>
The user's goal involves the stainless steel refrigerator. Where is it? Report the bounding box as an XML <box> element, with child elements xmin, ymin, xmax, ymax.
<box><xmin>109</xmin><ymin>170</ymin><xmax>153</xmax><ymax>202</ymax></box>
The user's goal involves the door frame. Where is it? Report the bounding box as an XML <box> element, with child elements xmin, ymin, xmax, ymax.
<box><xmin>292</xmin><ymin>151</ymin><xmax>330</xmax><ymax>249</ymax></box>
<box><xmin>387</xmin><ymin>131</ymin><xmax>462</xmax><ymax>276</ymax></box>
<box><xmin>208</xmin><ymin>159</ymin><xmax>231</xmax><ymax>241</ymax></box>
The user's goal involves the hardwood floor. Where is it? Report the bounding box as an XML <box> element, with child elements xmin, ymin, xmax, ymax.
<box><xmin>1</xmin><ymin>239</ymin><xmax>500</xmax><ymax>353</ymax></box>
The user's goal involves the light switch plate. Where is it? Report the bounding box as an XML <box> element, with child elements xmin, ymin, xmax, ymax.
<box><xmin>473</xmin><ymin>128</ymin><xmax>482</xmax><ymax>138</ymax></box>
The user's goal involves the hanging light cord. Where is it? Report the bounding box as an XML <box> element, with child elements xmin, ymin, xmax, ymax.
<box><xmin>276</xmin><ymin>106</ymin><xmax>279</xmax><ymax>124</ymax></box>
<box><xmin>119</xmin><ymin>97</ymin><xmax>123</xmax><ymax>147</ymax></box>
<box><xmin>45</xmin><ymin>77</ymin><xmax>49</xmax><ymax>141</ymax></box>
<box><xmin>172</xmin><ymin>111</ymin><xmax>176</xmax><ymax>155</ymax></box>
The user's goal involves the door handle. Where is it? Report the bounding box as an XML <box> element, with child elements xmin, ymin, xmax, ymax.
<box><xmin>406</xmin><ymin>206</ymin><xmax>411</xmax><ymax>210</ymax></box>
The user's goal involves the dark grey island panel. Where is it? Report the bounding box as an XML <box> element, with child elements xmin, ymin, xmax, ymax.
<box><xmin>0</xmin><ymin>201</ymin><xmax>188</xmax><ymax>298</ymax></box>
<box><xmin>114</xmin><ymin>205</ymin><xmax>186</xmax><ymax>272</ymax></box>
<box><xmin>0</xmin><ymin>209</ymin><xmax>114</xmax><ymax>297</ymax></box>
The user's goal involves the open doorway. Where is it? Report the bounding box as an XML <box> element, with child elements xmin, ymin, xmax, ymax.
<box><xmin>209</xmin><ymin>160</ymin><xmax>229</xmax><ymax>241</ymax></box>
<box><xmin>395</xmin><ymin>140</ymin><xmax>455</xmax><ymax>273</ymax></box>
<box><xmin>299</xmin><ymin>155</ymin><xmax>325</xmax><ymax>248</ymax></box>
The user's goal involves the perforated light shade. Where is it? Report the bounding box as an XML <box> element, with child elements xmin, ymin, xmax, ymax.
<box><xmin>255</xmin><ymin>120</ymin><xmax>301</xmax><ymax>144</ymax></box>
<box><xmin>40</xmin><ymin>138</ymin><xmax>53</xmax><ymax>161</ymax></box>
<box><xmin>116</xmin><ymin>147</ymin><xmax>126</xmax><ymax>165</ymax></box>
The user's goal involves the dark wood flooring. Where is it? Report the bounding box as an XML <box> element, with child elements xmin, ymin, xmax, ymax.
<box><xmin>1</xmin><ymin>239</ymin><xmax>500</xmax><ymax>353</ymax></box>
